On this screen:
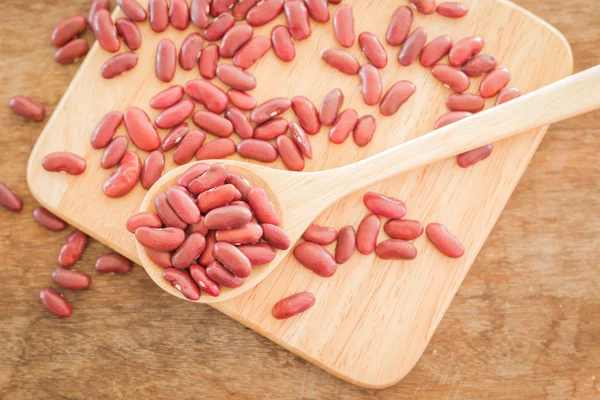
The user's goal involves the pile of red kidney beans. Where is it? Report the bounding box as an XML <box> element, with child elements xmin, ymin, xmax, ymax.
<box><xmin>3</xmin><ymin>0</ymin><xmax>522</xmax><ymax>320</ymax></box>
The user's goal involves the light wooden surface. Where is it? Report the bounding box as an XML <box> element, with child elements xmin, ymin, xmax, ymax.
<box><xmin>25</xmin><ymin>0</ymin><xmax>576</xmax><ymax>388</ymax></box>
<box><xmin>2</xmin><ymin>0</ymin><xmax>598</xmax><ymax>398</ymax></box>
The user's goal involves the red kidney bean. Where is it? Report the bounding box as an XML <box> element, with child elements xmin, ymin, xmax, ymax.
<box><xmin>156</xmin><ymin>39</ymin><xmax>177</xmax><ymax>82</ymax></box>
<box><xmin>384</xmin><ymin>219</ymin><xmax>423</xmax><ymax>240</ymax></box>
<box><xmin>205</xmin><ymin>205</ymin><xmax>253</xmax><ymax>230</ymax></box>
<box><xmin>398</xmin><ymin>26</ymin><xmax>427</xmax><ymax>66</ymax></box>
<box><xmin>353</xmin><ymin>115</ymin><xmax>376</xmax><ymax>147</ymax></box>
<box><xmin>33</xmin><ymin>208</ymin><xmax>66</xmax><ymax>231</ymax></box>
<box><xmin>188</xmin><ymin>163</ymin><xmax>227</xmax><ymax>194</ymax></box>
<box><xmin>420</xmin><ymin>34</ymin><xmax>452</xmax><ymax>67</ymax></box>
<box><xmin>196</xmin><ymin>138</ymin><xmax>237</xmax><ymax>160</ymax></box>
<box><xmin>216</xmin><ymin>222</ymin><xmax>262</xmax><ymax>244</ymax></box>
<box><xmin>95</xmin><ymin>253</ymin><xmax>133</xmax><ymax>273</ymax></box>
<box><xmin>166</xmin><ymin>187</ymin><xmax>201</xmax><ymax>225</ymax></box>
<box><xmin>40</xmin><ymin>288</ymin><xmax>72</xmax><ymax>318</ymax></box>
<box><xmin>276</xmin><ymin>135</ymin><xmax>304</xmax><ymax>171</ymax></box>
<box><xmin>496</xmin><ymin>88</ymin><xmax>521</xmax><ymax>105</ymax></box>
<box><xmin>198</xmin><ymin>231</ymin><xmax>217</xmax><ymax>266</ymax></box>
<box><xmin>272</xmin><ymin>292</ymin><xmax>315</xmax><ymax>320</ymax></box>
<box><xmin>358</xmin><ymin>32</ymin><xmax>387</xmax><ymax>69</ymax></box>
<box><xmin>432</xmin><ymin>64</ymin><xmax>470</xmax><ymax>92</ymax></box>
<box><xmin>434</xmin><ymin>110</ymin><xmax>472</xmax><ymax>129</ymax></box>
<box><xmin>247</xmin><ymin>188</ymin><xmax>280</xmax><ymax>225</ymax></box>
<box><xmin>271</xmin><ymin>25</ymin><xmax>295</xmax><ymax>62</ymax></box>
<box><xmin>333</xmin><ymin>5</ymin><xmax>354</xmax><ymax>47</ymax></box>
<box><xmin>329</xmin><ymin>109</ymin><xmax>358</xmax><ymax>144</ymax></box>
<box><xmin>335</xmin><ymin>225</ymin><xmax>356</xmax><ymax>264</ymax></box>
<box><xmin>163</xmin><ymin>268</ymin><xmax>201</xmax><ymax>300</ymax></box>
<box><xmin>58</xmin><ymin>231</ymin><xmax>87</xmax><ymax>267</ymax></box>
<box><xmin>228</xmin><ymin>90</ymin><xmax>257</xmax><ymax>111</ymax></box>
<box><xmin>169</xmin><ymin>0</ymin><xmax>190</xmax><ymax>29</ymax></box>
<box><xmin>449</xmin><ymin>36</ymin><xmax>484</xmax><ymax>67</ymax></box>
<box><xmin>480</xmin><ymin>67</ymin><xmax>511</xmax><ymax>98</ymax></box>
<box><xmin>177</xmin><ymin>163</ymin><xmax>209</xmax><ymax>188</ymax></box>
<box><xmin>191</xmin><ymin>0</ymin><xmax>210</xmax><ymax>28</ymax></box>
<box><xmin>319</xmin><ymin>88</ymin><xmax>343</xmax><ymax>126</ymax></box>
<box><xmin>303</xmin><ymin>223</ymin><xmax>337</xmax><ymax>245</ymax></box>
<box><xmin>149</xmin><ymin>0</ymin><xmax>169</xmax><ymax>32</ymax></box>
<box><xmin>204</xmin><ymin>12</ymin><xmax>235</xmax><ymax>41</ymax></box>
<box><xmin>161</xmin><ymin>124</ymin><xmax>188</xmax><ymax>152</ymax></box>
<box><xmin>136</xmin><ymin>227</ymin><xmax>186</xmax><ymax>251</ymax></box>
<box><xmin>359</xmin><ymin>64</ymin><xmax>383</xmax><ymax>106</ymax></box>
<box><xmin>102</xmin><ymin>151</ymin><xmax>141</xmax><ymax>198</ymax></box>
<box><xmin>410</xmin><ymin>0</ymin><xmax>436</xmax><ymax>14</ymax></box>
<box><xmin>247</xmin><ymin>0</ymin><xmax>284</xmax><ymax>26</ymax></box>
<box><xmin>54</xmin><ymin>38</ymin><xmax>89</xmax><ymax>64</ymax></box>
<box><xmin>289</xmin><ymin>122</ymin><xmax>313</xmax><ymax>159</ymax></box>
<box><xmin>192</xmin><ymin>110</ymin><xmax>234</xmax><ymax>138</ymax></box>
<box><xmin>233</xmin><ymin>0</ymin><xmax>258</xmax><ymax>19</ymax></box>
<box><xmin>155</xmin><ymin>99</ymin><xmax>195</xmax><ymax>129</ymax></box>
<box><xmin>292</xmin><ymin>96</ymin><xmax>320</xmax><ymax>134</ymax></box>
<box><xmin>321</xmin><ymin>48</ymin><xmax>360</xmax><ymax>75</ymax></box>
<box><xmin>88</xmin><ymin>0</ymin><xmax>110</xmax><ymax>26</ymax></box>
<box><xmin>179</xmin><ymin>33</ymin><xmax>204</xmax><ymax>71</ymax></box>
<box><xmin>237</xmin><ymin>139</ymin><xmax>278</xmax><ymax>162</ymax></box>
<box><xmin>124</xmin><ymin>107</ymin><xmax>160</xmax><ymax>151</ymax></box>
<box><xmin>303</xmin><ymin>0</ymin><xmax>328</xmax><ymax>22</ymax></box>
<box><xmin>293</xmin><ymin>242</ymin><xmax>336</xmax><ymax>277</ymax></box>
<box><xmin>101</xmin><ymin>136</ymin><xmax>128</xmax><ymax>169</ymax></box>
<box><xmin>214</xmin><ymin>242</ymin><xmax>252</xmax><ymax>278</ymax></box>
<box><xmin>446</xmin><ymin>93</ymin><xmax>484</xmax><ymax>112</ymax></box>
<box><xmin>226</xmin><ymin>174</ymin><xmax>252</xmax><ymax>199</ymax></box>
<box><xmin>0</xmin><ymin>183</ymin><xmax>22</xmax><ymax>212</ymax></box>
<box><xmin>363</xmin><ymin>192</ymin><xmax>407</xmax><ymax>219</ymax></box>
<box><xmin>253</xmin><ymin>118</ymin><xmax>287</xmax><ymax>140</ymax></box>
<box><xmin>216</xmin><ymin>64</ymin><xmax>257</xmax><ymax>91</ymax></box>
<box><xmin>197</xmin><ymin>184</ymin><xmax>236</xmax><ymax>212</ymax></box>
<box><xmin>226</xmin><ymin>107</ymin><xmax>254</xmax><ymax>139</ymax></box>
<box><xmin>146</xmin><ymin>248</ymin><xmax>173</xmax><ymax>268</ymax></box>
<box><xmin>51</xmin><ymin>15</ymin><xmax>86</xmax><ymax>47</ymax></box>
<box><xmin>185</xmin><ymin>80</ymin><xmax>229</xmax><ymax>115</ymax></box>
<box><xmin>250</xmin><ymin>98</ymin><xmax>291</xmax><ymax>124</ymax></box>
<box><xmin>52</xmin><ymin>268</ymin><xmax>91</xmax><ymax>290</ymax></box>
<box><xmin>437</xmin><ymin>2</ymin><xmax>468</xmax><ymax>18</ymax></box>
<box><xmin>238</xmin><ymin>243</ymin><xmax>276</xmax><ymax>265</ymax></box>
<box><xmin>126</xmin><ymin>212</ymin><xmax>163</xmax><ymax>233</ymax></box>
<box><xmin>199</xmin><ymin>44</ymin><xmax>220</xmax><ymax>79</ymax></box>
<box><xmin>114</xmin><ymin>19</ymin><xmax>142</xmax><ymax>51</ymax></box>
<box><xmin>387</xmin><ymin>6</ymin><xmax>413</xmax><ymax>46</ymax></box>
<box><xmin>117</xmin><ymin>0</ymin><xmax>147</xmax><ymax>22</ymax></box>
<box><xmin>189</xmin><ymin>264</ymin><xmax>221</xmax><ymax>296</ymax></box>
<box><xmin>101</xmin><ymin>51</ymin><xmax>138</xmax><ymax>79</ymax></box>
<box><xmin>457</xmin><ymin>144</ymin><xmax>493</xmax><ymax>168</ymax></box>
<box><xmin>42</xmin><ymin>152</ymin><xmax>86</xmax><ymax>175</ymax></box>
<box><xmin>206</xmin><ymin>260</ymin><xmax>244</xmax><ymax>288</ymax></box>
<box><xmin>220</xmin><ymin>24</ymin><xmax>254</xmax><ymax>58</ymax></box>
<box><xmin>285</xmin><ymin>1</ymin><xmax>311</xmax><ymax>41</ymax></box>
<box><xmin>91</xmin><ymin>111</ymin><xmax>122</xmax><ymax>149</ymax></box>
<box><xmin>426</xmin><ymin>223</ymin><xmax>464</xmax><ymax>258</ymax></box>
<box><xmin>233</xmin><ymin>36</ymin><xmax>271</xmax><ymax>70</ymax></box>
<box><xmin>356</xmin><ymin>213</ymin><xmax>380</xmax><ymax>255</ymax></box>
<box><xmin>141</xmin><ymin>151</ymin><xmax>165</xmax><ymax>189</ymax></box>
<box><xmin>8</xmin><ymin>96</ymin><xmax>45</xmax><ymax>122</ymax></box>
<box><xmin>380</xmin><ymin>81</ymin><xmax>416</xmax><ymax>116</ymax></box>
<box><xmin>172</xmin><ymin>233</ymin><xmax>207</xmax><ymax>269</ymax></box>
<box><xmin>187</xmin><ymin>216</ymin><xmax>209</xmax><ymax>236</ymax></box>
<box><xmin>150</xmin><ymin>86</ymin><xmax>184</xmax><ymax>110</ymax></box>
<box><xmin>376</xmin><ymin>239</ymin><xmax>417</xmax><ymax>260</ymax></box>
<box><xmin>92</xmin><ymin>9</ymin><xmax>120</xmax><ymax>52</ymax></box>
<box><xmin>462</xmin><ymin>54</ymin><xmax>498</xmax><ymax>77</ymax></box>
<box><xmin>211</xmin><ymin>0</ymin><xmax>236</xmax><ymax>16</ymax></box>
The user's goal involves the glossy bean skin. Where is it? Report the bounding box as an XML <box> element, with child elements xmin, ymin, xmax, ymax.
<box><xmin>237</xmin><ymin>139</ymin><xmax>278</xmax><ymax>163</ymax></box>
<box><xmin>166</xmin><ymin>186</ymin><xmax>201</xmax><ymax>224</ymax></box>
<box><xmin>141</xmin><ymin>151</ymin><xmax>165</xmax><ymax>189</ymax></box>
<box><xmin>204</xmin><ymin>205</ymin><xmax>252</xmax><ymax>230</ymax></box>
<box><xmin>216</xmin><ymin>222</ymin><xmax>262</xmax><ymax>244</ymax></box>
<box><xmin>204</xmin><ymin>12</ymin><xmax>235</xmax><ymax>41</ymax></box>
<box><xmin>88</xmin><ymin>0</ymin><xmax>110</xmax><ymax>26</ymax></box>
<box><xmin>285</xmin><ymin>0</ymin><xmax>311</xmax><ymax>41</ymax></box>
<box><xmin>457</xmin><ymin>144</ymin><xmax>493</xmax><ymax>168</ymax></box>
<box><xmin>149</xmin><ymin>0</ymin><xmax>169</xmax><ymax>32</ymax></box>
<box><xmin>185</xmin><ymin>80</ymin><xmax>229</xmax><ymax>114</ymax></box>
<box><xmin>319</xmin><ymin>89</ymin><xmax>343</xmax><ymax>126</ymax></box>
<box><xmin>379</xmin><ymin>81</ymin><xmax>416</xmax><ymax>116</ymax></box>
<box><xmin>303</xmin><ymin>223</ymin><xmax>337</xmax><ymax>245</ymax></box>
<box><xmin>192</xmin><ymin>110</ymin><xmax>234</xmax><ymax>138</ymax></box>
<box><xmin>179</xmin><ymin>33</ymin><xmax>204</xmax><ymax>70</ymax></box>
<box><xmin>58</xmin><ymin>231</ymin><xmax>87</xmax><ymax>267</ymax></box>
<box><xmin>384</xmin><ymin>219</ymin><xmax>423</xmax><ymax>240</ymax></box>
<box><xmin>356</xmin><ymin>213</ymin><xmax>380</xmax><ymax>255</ymax></box>
<box><xmin>101</xmin><ymin>136</ymin><xmax>128</xmax><ymax>169</ymax></box>
<box><xmin>420</xmin><ymin>35</ymin><xmax>452</xmax><ymax>67</ymax></box>
<box><xmin>289</xmin><ymin>122</ymin><xmax>313</xmax><ymax>159</ymax></box>
<box><xmin>398</xmin><ymin>26</ymin><xmax>427</xmax><ymax>66</ymax></box>
<box><xmin>126</xmin><ymin>212</ymin><xmax>163</xmax><ymax>233</ymax></box>
<box><xmin>446</xmin><ymin>93</ymin><xmax>485</xmax><ymax>112</ymax></box>
<box><xmin>335</xmin><ymin>225</ymin><xmax>356</xmax><ymax>264</ymax></box>
<box><xmin>321</xmin><ymin>48</ymin><xmax>360</xmax><ymax>75</ymax></box>
<box><xmin>462</xmin><ymin>54</ymin><xmax>498</xmax><ymax>77</ymax></box>
<box><xmin>226</xmin><ymin>107</ymin><xmax>254</xmax><ymax>139</ymax></box>
<box><xmin>254</xmin><ymin>118</ymin><xmax>288</xmax><ymax>140</ymax></box>
<box><xmin>115</xmin><ymin>19</ymin><xmax>142</xmax><ymax>51</ymax></box>
<box><xmin>188</xmin><ymin>163</ymin><xmax>227</xmax><ymax>195</ymax></box>
<box><xmin>247</xmin><ymin>188</ymin><xmax>280</xmax><ymax>225</ymax></box>
<box><xmin>480</xmin><ymin>67</ymin><xmax>511</xmax><ymax>98</ymax></box>
<box><xmin>261</xmin><ymin>223</ymin><xmax>291</xmax><ymax>250</ymax></box>
<box><xmin>178</xmin><ymin>163</ymin><xmax>209</xmax><ymax>187</ymax></box>
<box><xmin>216</xmin><ymin>64</ymin><xmax>257</xmax><ymax>91</ymax></box>
<box><xmin>8</xmin><ymin>96</ymin><xmax>45</xmax><ymax>122</ymax></box>
<box><xmin>146</xmin><ymin>248</ymin><xmax>173</xmax><ymax>268</ymax></box>
<box><xmin>233</xmin><ymin>0</ymin><xmax>258</xmax><ymax>20</ymax></box>
<box><xmin>293</xmin><ymin>242</ymin><xmax>336</xmax><ymax>277</ymax></box>
<box><xmin>220</xmin><ymin>24</ymin><xmax>254</xmax><ymax>58</ymax></box>
<box><xmin>172</xmin><ymin>233</ymin><xmax>207</xmax><ymax>269</ymax></box>
<box><xmin>250</xmin><ymin>97</ymin><xmax>292</xmax><ymax>124</ymax></box>
<box><xmin>42</xmin><ymin>152</ymin><xmax>86</xmax><ymax>175</ymax></box>
<box><xmin>156</xmin><ymin>39</ymin><xmax>177</xmax><ymax>82</ymax></box>
<box><xmin>189</xmin><ymin>264</ymin><xmax>221</xmax><ymax>296</ymax></box>
<box><xmin>272</xmin><ymin>292</ymin><xmax>316</xmax><ymax>320</ymax></box>
<box><xmin>91</xmin><ymin>111</ymin><xmax>123</xmax><ymax>149</ymax></box>
<box><xmin>291</xmin><ymin>96</ymin><xmax>320</xmax><ymax>134</ymax></box>
<box><xmin>197</xmin><ymin>184</ymin><xmax>237</xmax><ymax>212</ymax></box>
<box><xmin>426</xmin><ymin>223</ymin><xmax>464</xmax><ymax>258</ymax></box>
<box><xmin>155</xmin><ymin>99</ymin><xmax>194</xmax><ymax>129</ymax></box>
<box><xmin>169</xmin><ymin>0</ymin><xmax>190</xmax><ymax>30</ymax></box>
<box><xmin>305</xmin><ymin>0</ymin><xmax>328</xmax><ymax>22</ymax></box>
<box><xmin>386</xmin><ymin>6</ymin><xmax>413</xmax><ymax>46</ymax></box>
<box><xmin>363</xmin><ymin>192</ymin><xmax>407</xmax><ymax>219</ymax></box>
<box><xmin>375</xmin><ymin>239</ymin><xmax>417</xmax><ymax>260</ymax></box>
<box><xmin>54</xmin><ymin>38</ymin><xmax>89</xmax><ymax>64</ymax></box>
<box><xmin>33</xmin><ymin>208</ymin><xmax>66</xmax><ymax>231</ymax></box>
<box><xmin>95</xmin><ymin>253</ymin><xmax>133</xmax><ymax>273</ymax></box>
<box><xmin>329</xmin><ymin>109</ymin><xmax>358</xmax><ymax>144</ymax></box>
<box><xmin>117</xmin><ymin>0</ymin><xmax>148</xmax><ymax>22</ymax></box>
<box><xmin>198</xmin><ymin>231</ymin><xmax>217</xmax><ymax>266</ymax></box>
<box><xmin>431</xmin><ymin>64</ymin><xmax>470</xmax><ymax>92</ymax></box>
<box><xmin>163</xmin><ymin>268</ymin><xmax>201</xmax><ymax>300</ymax></box>
<box><xmin>0</xmin><ymin>183</ymin><xmax>22</xmax><ymax>212</ymax></box>
<box><xmin>187</xmin><ymin>216</ymin><xmax>209</xmax><ymax>236</ymax></box>
<box><xmin>214</xmin><ymin>242</ymin><xmax>252</xmax><ymax>278</ymax></box>
<box><xmin>449</xmin><ymin>36</ymin><xmax>484</xmax><ymax>67</ymax></box>
<box><xmin>196</xmin><ymin>138</ymin><xmax>237</xmax><ymax>160</ymax></box>
<box><xmin>271</xmin><ymin>25</ymin><xmax>295</xmax><ymax>62</ymax></box>
<box><xmin>199</xmin><ymin>44</ymin><xmax>220</xmax><ymax>79</ymax></box>
<box><xmin>409</xmin><ymin>0</ymin><xmax>436</xmax><ymax>14</ymax></box>
<box><xmin>247</xmin><ymin>0</ymin><xmax>284</xmax><ymax>26</ymax></box>
<box><xmin>353</xmin><ymin>115</ymin><xmax>376</xmax><ymax>147</ymax></box>
<box><xmin>40</xmin><ymin>288</ymin><xmax>72</xmax><ymax>318</ymax></box>
<box><xmin>136</xmin><ymin>227</ymin><xmax>186</xmax><ymax>251</ymax></box>
<box><xmin>359</xmin><ymin>64</ymin><xmax>383</xmax><ymax>106</ymax></box>
<box><xmin>150</xmin><ymin>85</ymin><xmax>184</xmax><ymax>110</ymax></box>
<box><xmin>434</xmin><ymin>111</ymin><xmax>472</xmax><ymax>129</ymax></box>
<box><xmin>101</xmin><ymin>52</ymin><xmax>138</xmax><ymax>79</ymax></box>
<box><xmin>238</xmin><ymin>243</ymin><xmax>276</xmax><ymax>265</ymax></box>
<box><xmin>124</xmin><ymin>107</ymin><xmax>160</xmax><ymax>151</ymax></box>
<box><xmin>359</xmin><ymin>32</ymin><xmax>387</xmax><ymax>69</ymax></box>
<box><xmin>228</xmin><ymin>90</ymin><xmax>257</xmax><ymax>110</ymax></box>
<box><xmin>191</xmin><ymin>0</ymin><xmax>211</xmax><ymax>28</ymax></box>
<box><xmin>92</xmin><ymin>9</ymin><xmax>120</xmax><ymax>52</ymax></box>
<box><xmin>496</xmin><ymin>88</ymin><xmax>521</xmax><ymax>105</ymax></box>
<box><xmin>52</xmin><ymin>15</ymin><xmax>87</xmax><ymax>47</ymax></box>
<box><xmin>206</xmin><ymin>261</ymin><xmax>245</xmax><ymax>288</ymax></box>
<box><xmin>52</xmin><ymin>268</ymin><xmax>91</xmax><ymax>290</ymax></box>
<box><xmin>102</xmin><ymin>152</ymin><xmax>142</xmax><ymax>198</ymax></box>
<box><xmin>233</xmin><ymin>36</ymin><xmax>271</xmax><ymax>70</ymax></box>
<box><xmin>333</xmin><ymin>5</ymin><xmax>354</xmax><ymax>47</ymax></box>
<box><xmin>161</xmin><ymin>124</ymin><xmax>189</xmax><ymax>152</ymax></box>
<box><xmin>437</xmin><ymin>2</ymin><xmax>469</xmax><ymax>18</ymax></box>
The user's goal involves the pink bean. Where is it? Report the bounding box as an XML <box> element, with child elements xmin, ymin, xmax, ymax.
<box><xmin>398</xmin><ymin>26</ymin><xmax>427</xmax><ymax>66</ymax></box>
<box><xmin>206</xmin><ymin>260</ymin><xmax>245</xmax><ymax>288</ymax></box>
<box><xmin>156</xmin><ymin>39</ymin><xmax>177</xmax><ymax>82</ymax></box>
<box><xmin>431</xmin><ymin>64</ymin><xmax>470</xmax><ymax>92</ymax></box>
<box><xmin>126</xmin><ymin>212</ymin><xmax>163</xmax><ymax>233</ymax></box>
<box><xmin>335</xmin><ymin>225</ymin><xmax>356</xmax><ymax>264</ymax></box>
<box><xmin>254</xmin><ymin>118</ymin><xmax>288</xmax><ymax>140</ymax></box>
<box><xmin>172</xmin><ymin>233</ymin><xmax>207</xmax><ymax>269</ymax></box>
<box><xmin>54</xmin><ymin>38</ymin><xmax>89</xmax><ymax>64</ymax></box>
<box><xmin>189</xmin><ymin>264</ymin><xmax>221</xmax><ymax>296</ymax></box>
<box><xmin>228</xmin><ymin>90</ymin><xmax>257</xmax><ymax>110</ymax></box>
<box><xmin>225</xmin><ymin>173</ymin><xmax>253</xmax><ymax>199</ymax></box>
<box><xmin>384</xmin><ymin>219</ymin><xmax>423</xmax><ymax>240</ymax></box>
<box><xmin>33</xmin><ymin>208</ymin><xmax>66</xmax><ymax>231</ymax></box>
<box><xmin>216</xmin><ymin>64</ymin><xmax>257</xmax><ymax>91</ymax></box>
<box><xmin>353</xmin><ymin>115</ymin><xmax>376</xmax><ymax>147</ymax></box>
<box><xmin>52</xmin><ymin>15</ymin><xmax>87</xmax><ymax>47</ymax></box>
<box><xmin>204</xmin><ymin>12</ymin><xmax>235</xmax><ymax>41</ymax></box>
<box><xmin>261</xmin><ymin>223</ymin><xmax>291</xmax><ymax>250</ymax></box>
<box><xmin>197</xmin><ymin>184</ymin><xmax>237</xmax><ymax>212</ymax></box>
<box><xmin>321</xmin><ymin>48</ymin><xmax>360</xmax><ymax>75</ymax></box>
<box><xmin>233</xmin><ymin>0</ymin><xmax>258</xmax><ymax>20</ymax></box>
<box><xmin>303</xmin><ymin>223</ymin><xmax>337</xmax><ymax>245</ymax></box>
<box><xmin>293</xmin><ymin>242</ymin><xmax>336</xmax><ymax>277</ymax></box>
<box><xmin>124</xmin><ymin>107</ymin><xmax>160</xmax><ymax>151</ymax></box>
<box><xmin>496</xmin><ymin>88</ymin><xmax>521</xmax><ymax>105</ymax></box>
<box><xmin>437</xmin><ymin>2</ymin><xmax>469</xmax><ymax>18</ymax></box>
<box><xmin>291</xmin><ymin>96</ymin><xmax>320</xmax><ymax>134</ymax></box>
<box><xmin>188</xmin><ymin>163</ymin><xmax>227</xmax><ymax>195</ymax></box>
<box><xmin>101</xmin><ymin>52</ymin><xmax>138</xmax><ymax>79</ymax></box>
<box><xmin>380</xmin><ymin>81</ymin><xmax>416</xmax><ymax>116</ymax></box>
<box><xmin>247</xmin><ymin>188</ymin><xmax>280</xmax><ymax>225</ymax></box>
<box><xmin>92</xmin><ymin>9</ymin><xmax>120</xmax><ymax>52</ymax></box>
<box><xmin>185</xmin><ymin>80</ymin><xmax>229</xmax><ymax>114</ymax></box>
<box><xmin>58</xmin><ymin>231</ymin><xmax>87</xmax><ymax>267</ymax></box>
<box><xmin>212</xmin><ymin>0</ymin><xmax>237</xmax><ymax>16</ymax></box>
<box><xmin>101</xmin><ymin>136</ymin><xmax>128</xmax><ymax>169</ymax></box>
<box><xmin>449</xmin><ymin>36</ymin><xmax>484</xmax><ymax>67</ymax></box>
<box><xmin>480</xmin><ymin>67</ymin><xmax>511</xmax><ymax>98</ymax></box>
<box><xmin>446</xmin><ymin>93</ymin><xmax>485</xmax><ymax>112</ymax></box>
<box><xmin>272</xmin><ymin>292</ymin><xmax>316</xmax><ymax>320</ymax></box>
<box><xmin>88</xmin><ymin>0</ymin><xmax>110</xmax><ymax>26</ymax></box>
<box><xmin>40</xmin><ymin>288</ymin><xmax>72</xmax><ymax>318</ymax></box>
<box><xmin>204</xmin><ymin>205</ymin><xmax>253</xmax><ymax>230</ymax></box>
<box><xmin>141</xmin><ymin>151</ymin><xmax>165</xmax><ymax>189</ymax></box>
<box><xmin>329</xmin><ymin>109</ymin><xmax>358</xmax><ymax>144</ymax></box>
<box><xmin>462</xmin><ymin>54</ymin><xmax>498</xmax><ymax>77</ymax></box>
<box><xmin>375</xmin><ymin>239</ymin><xmax>417</xmax><ymax>260</ymax></box>
<box><xmin>52</xmin><ymin>268</ymin><xmax>91</xmax><ymax>290</ymax></box>
<box><xmin>178</xmin><ymin>163</ymin><xmax>209</xmax><ymax>187</ymax></box>
<box><xmin>457</xmin><ymin>144</ymin><xmax>494</xmax><ymax>168</ymax></box>
<box><xmin>117</xmin><ymin>0</ymin><xmax>148</xmax><ymax>22</ymax></box>
<box><xmin>196</xmin><ymin>138</ymin><xmax>237</xmax><ymax>160</ymax></box>
<box><xmin>192</xmin><ymin>110</ymin><xmax>234</xmax><ymax>138</ymax></box>
<box><xmin>42</xmin><ymin>152</ymin><xmax>86</xmax><ymax>175</ymax></box>
<box><xmin>179</xmin><ymin>33</ymin><xmax>204</xmax><ymax>70</ymax></box>
<box><xmin>420</xmin><ymin>35</ymin><xmax>452</xmax><ymax>68</ymax></box>
<box><xmin>169</xmin><ymin>0</ymin><xmax>190</xmax><ymax>29</ymax></box>
<box><xmin>285</xmin><ymin>0</ymin><xmax>311</xmax><ymax>41</ymax></box>
<box><xmin>386</xmin><ymin>6</ymin><xmax>413</xmax><ymax>46</ymax></box>
<box><xmin>154</xmin><ymin>191</ymin><xmax>190</xmax><ymax>228</ymax></box>
<box><xmin>247</xmin><ymin>0</ymin><xmax>284</xmax><ymax>26</ymax></box>
<box><xmin>305</xmin><ymin>0</ymin><xmax>329</xmax><ymax>22</ymax></box>
<box><xmin>319</xmin><ymin>88</ymin><xmax>343</xmax><ymax>126</ymax></box>
<box><xmin>333</xmin><ymin>5</ymin><xmax>354</xmax><ymax>47</ymax></box>
<box><xmin>271</xmin><ymin>25</ymin><xmax>295</xmax><ymax>62</ymax></box>
<box><xmin>91</xmin><ymin>111</ymin><xmax>123</xmax><ymax>149</ymax></box>
<box><xmin>359</xmin><ymin>32</ymin><xmax>387</xmax><ymax>69</ymax></box>
<box><xmin>162</xmin><ymin>123</ymin><xmax>189</xmax><ymax>152</ymax></box>
<box><xmin>409</xmin><ymin>0</ymin><xmax>436</xmax><ymax>14</ymax></box>
<box><xmin>237</xmin><ymin>139</ymin><xmax>278</xmax><ymax>163</ymax></box>
<box><xmin>238</xmin><ymin>243</ymin><xmax>277</xmax><ymax>265</ymax></box>
<box><xmin>216</xmin><ymin>222</ymin><xmax>263</xmax><ymax>244</ymax></box>
<box><xmin>8</xmin><ymin>96</ymin><xmax>45</xmax><ymax>122</ymax></box>
<box><xmin>214</xmin><ymin>242</ymin><xmax>252</xmax><ymax>278</ymax></box>
<box><xmin>0</xmin><ymin>183</ymin><xmax>22</xmax><ymax>212</ymax></box>
<box><xmin>359</xmin><ymin>64</ymin><xmax>383</xmax><ymax>106</ymax></box>
<box><xmin>220</xmin><ymin>24</ymin><xmax>254</xmax><ymax>58</ymax></box>
<box><xmin>426</xmin><ymin>223</ymin><xmax>464</xmax><ymax>258</ymax></box>
<box><xmin>356</xmin><ymin>213</ymin><xmax>380</xmax><ymax>255</ymax></box>
<box><xmin>149</xmin><ymin>0</ymin><xmax>169</xmax><ymax>32</ymax></box>
<box><xmin>199</xmin><ymin>44</ymin><xmax>220</xmax><ymax>79</ymax></box>
<box><xmin>95</xmin><ymin>253</ymin><xmax>133</xmax><ymax>273</ymax></box>
<box><xmin>250</xmin><ymin>97</ymin><xmax>292</xmax><ymax>124</ymax></box>
<box><xmin>191</xmin><ymin>0</ymin><xmax>211</xmax><ymax>28</ymax></box>
<box><xmin>155</xmin><ymin>99</ymin><xmax>195</xmax><ymax>129</ymax></box>
<box><xmin>289</xmin><ymin>122</ymin><xmax>313</xmax><ymax>159</ymax></box>
<box><xmin>163</xmin><ymin>268</ymin><xmax>201</xmax><ymax>300</ymax></box>
<box><xmin>166</xmin><ymin>186</ymin><xmax>201</xmax><ymax>224</ymax></box>
<box><xmin>434</xmin><ymin>111</ymin><xmax>472</xmax><ymax>129</ymax></box>
<box><xmin>226</xmin><ymin>107</ymin><xmax>254</xmax><ymax>139</ymax></box>
<box><xmin>150</xmin><ymin>85</ymin><xmax>184</xmax><ymax>110</ymax></box>
<box><xmin>103</xmin><ymin>152</ymin><xmax>142</xmax><ymax>198</ymax></box>
<box><xmin>233</xmin><ymin>36</ymin><xmax>271</xmax><ymax>70</ymax></box>
<box><xmin>136</xmin><ymin>227</ymin><xmax>186</xmax><ymax>251</ymax></box>
<box><xmin>198</xmin><ymin>231</ymin><xmax>217</xmax><ymax>266</ymax></box>
<box><xmin>115</xmin><ymin>19</ymin><xmax>142</xmax><ymax>51</ymax></box>
<box><xmin>146</xmin><ymin>248</ymin><xmax>173</xmax><ymax>268</ymax></box>
<box><xmin>363</xmin><ymin>192</ymin><xmax>407</xmax><ymax>219</ymax></box>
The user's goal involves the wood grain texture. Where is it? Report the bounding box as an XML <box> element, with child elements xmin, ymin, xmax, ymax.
<box><xmin>0</xmin><ymin>0</ymin><xmax>598</xmax><ymax>399</ymax></box>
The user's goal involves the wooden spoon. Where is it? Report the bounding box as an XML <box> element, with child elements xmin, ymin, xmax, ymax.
<box><xmin>138</xmin><ymin>65</ymin><xmax>600</xmax><ymax>303</ymax></box>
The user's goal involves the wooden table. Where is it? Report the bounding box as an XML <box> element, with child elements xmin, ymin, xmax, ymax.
<box><xmin>1</xmin><ymin>1</ymin><xmax>598</xmax><ymax>398</ymax></box>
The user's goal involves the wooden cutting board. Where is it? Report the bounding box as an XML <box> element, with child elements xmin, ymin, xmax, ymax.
<box><xmin>26</xmin><ymin>0</ymin><xmax>572</xmax><ymax>389</ymax></box>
